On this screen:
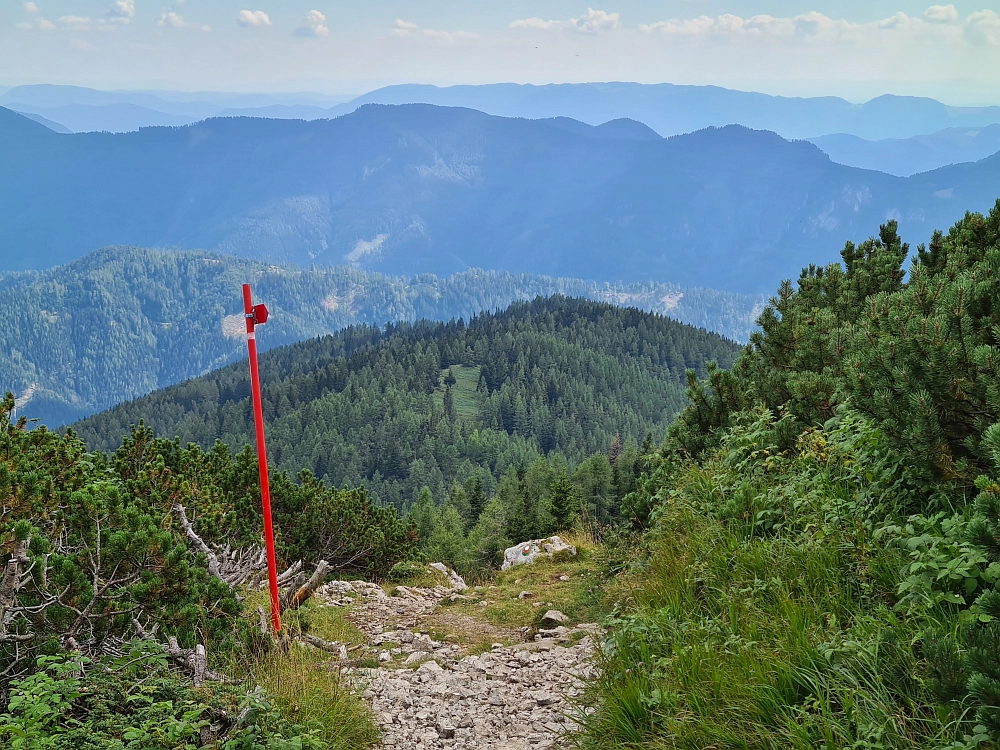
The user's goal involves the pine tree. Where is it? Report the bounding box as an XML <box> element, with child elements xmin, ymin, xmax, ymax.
<box><xmin>549</xmin><ymin>472</ymin><xmax>578</xmax><ymax>532</ymax></box>
<box><xmin>507</xmin><ymin>486</ymin><xmax>539</xmax><ymax>543</ymax></box>
<box><xmin>408</xmin><ymin>486</ymin><xmax>438</xmax><ymax>546</ymax></box>
<box><xmin>960</xmin><ymin>424</ymin><xmax>1000</xmax><ymax>739</ymax></box>
<box><xmin>444</xmin><ymin>384</ymin><xmax>455</xmax><ymax>422</ymax></box>
<box><xmin>466</xmin><ymin>476</ymin><xmax>487</xmax><ymax>526</ymax></box>
<box><xmin>426</xmin><ymin>504</ymin><xmax>469</xmax><ymax>572</ymax></box>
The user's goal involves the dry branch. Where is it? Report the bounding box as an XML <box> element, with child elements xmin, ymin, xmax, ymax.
<box><xmin>282</xmin><ymin>560</ymin><xmax>330</xmax><ymax>611</ymax></box>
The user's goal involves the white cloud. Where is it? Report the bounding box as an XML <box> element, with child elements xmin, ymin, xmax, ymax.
<box><xmin>575</xmin><ymin>8</ymin><xmax>620</xmax><ymax>33</ymax></box>
<box><xmin>510</xmin><ymin>7</ymin><xmax>620</xmax><ymax>33</ymax></box>
<box><xmin>640</xmin><ymin>13</ymin><xmax>798</xmax><ymax>36</ymax></box>
<box><xmin>158</xmin><ymin>11</ymin><xmax>211</xmax><ymax>31</ymax></box>
<box><xmin>102</xmin><ymin>0</ymin><xmax>134</xmax><ymax>24</ymax></box>
<box><xmin>965</xmin><ymin>9</ymin><xmax>1000</xmax><ymax>45</ymax></box>
<box><xmin>71</xmin><ymin>38</ymin><xmax>95</xmax><ymax>51</ymax></box>
<box><xmin>238</xmin><ymin>10</ymin><xmax>271</xmax><ymax>27</ymax></box>
<box><xmin>294</xmin><ymin>10</ymin><xmax>328</xmax><ymax>37</ymax></box>
<box><xmin>15</xmin><ymin>22</ymin><xmax>32</xmax><ymax>29</ymax></box>
<box><xmin>391</xmin><ymin>18</ymin><xmax>477</xmax><ymax>44</ymax></box>
<box><xmin>158</xmin><ymin>11</ymin><xmax>184</xmax><ymax>27</ymax></box>
<box><xmin>509</xmin><ymin>17</ymin><xmax>560</xmax><ymax>31</ymax></box>
<box><xmin>636</xmin><ymin>9</ymin><xmax>973</xmax><ymax>40</ymax></box>
<box><xmin>57</xmin><ymin>15</ymin><xmax>92</xmax><ymax>30</ymax></box>
<box><xmin>392</xmin><ymin>19</ymin><xmax>419</xmax><ymax>35</ymax></box>
<box><xmin>23</xmin><ymin>2</ymin><xmax>38</xmax><ymax>13</ymax></box>
<box><xmin>924</xmin><ymin>4</ymin><xmax>959</xmax><ymax>23</ymax></box>
<box><xmin>37</xmin><ymin>17</ymin><xmax>54</xmax><ymax>30</ymax></box>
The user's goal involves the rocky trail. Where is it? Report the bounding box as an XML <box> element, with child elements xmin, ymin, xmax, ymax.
<box><xmin>310</xmin><ymin>544</ymin><xmax>603</xmax><ymax>749</ymax></box>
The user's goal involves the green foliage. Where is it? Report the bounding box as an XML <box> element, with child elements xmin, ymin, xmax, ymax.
<box><xmin>75</xmin><ymin>297</ymin><xmax>739</xmax><ymax>519</ymax></box>
<box><xmin>658</xmin><ymin>202</ymin><xmax>1000</xmax><ymax>494</ymax></box>
<box><xmin>589</xmin><ymin>204</ymin><xmax>1000</xmax><ymax>749</ymax></box>
<box><xmin>0</xmin><ymin>650</ymin><xmax>325</xmax><ymax>750</ymax></box>
<box><xmin>585</xmin><ymin>412</ymin><xmax>971</xmax><ymax>749</ymax></box>
<box><xmin>549</xmin><ymin>472</ymin><xmax>579</xmax><ymax>531</ymax></box>
<box><xmin>1</xmin><ymin>247</ymin><xmax>760</xmax><ymax>426</ymax></box>
<box><xmin>0</xmin><ymin>391</ymin><xmax>399</xmax><ymax>746</ymax></box>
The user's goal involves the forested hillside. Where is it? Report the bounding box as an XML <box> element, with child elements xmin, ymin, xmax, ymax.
<box><xmin>72</xmin><ymin>297</ymin><xmax>740</xmax><ymax>519</ymax></box>
<box><xmin>0</xmin><ymin>246</ymin><xmax>758</xmax><ymax>426</ymax></box>
<box><xmin>582</xmin><ymin>200</ymin><xmax>1000</xmax><ymax>749</ymax></box>
<box><xmin>2</xmin><ymin>104</ymin><xmax>998</xmax><ymax>291</ymax></box>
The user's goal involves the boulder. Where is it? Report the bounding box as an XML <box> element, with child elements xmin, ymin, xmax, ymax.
<box><xmin>428</xmin><ymin>562</ymin><xmax>468</xmax><ymax>591</ymax></box>
<box><xmin>541</xmin><ymin>609</ymin><xmax>569</xmax><ymax>626</ymax></box>
<box><xmin>500</xmin><ymin>536</ymin><xmax>577</xmax><ymax>571</ymax></box>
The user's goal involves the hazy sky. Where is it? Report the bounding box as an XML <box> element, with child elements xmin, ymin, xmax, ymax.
<box><xmin>3</xmin><ymin>1</ymin><xmax>999</xmax><ymax>104</ymax></box>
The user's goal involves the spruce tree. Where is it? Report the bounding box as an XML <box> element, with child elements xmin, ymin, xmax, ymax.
<box><xmin>444</xmin><ymin>384</ymin><xmax>455</xmax><ymax>422</ymax></box>
<box><xmin>466</xmin><ymin>476</ymin><xmax>487</xmax><ymax>526</ymax></box>
<box><xmin>549</xmin><ymin>472</ymin><xmax>578</xmax><ymax>532</ymax></box>
<box><xmin>408</xmin><ymin>486</ymin><xmax>438</xmax><ymax>547</ymax></box>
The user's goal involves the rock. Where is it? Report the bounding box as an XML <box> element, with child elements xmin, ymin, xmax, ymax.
<box><xmin>559</xmin><ymin>575</ymin><xmax>570</xmax><ymax>581</ymax></box>
<box><xmin>500</xmin><ymin>536</ymin><xmax>577</xmax><ymax>571</ymax></box>
<box><xmin>428</xmin><ymin>562</ymin><xmax>468</xmax><ymax>591</ymax></box>
<box><xmin>517</xmin><ymin>590</ymin><xmax>533</xmax><ymax>600</ymax></box>
<box><xmin>531</xmin><ymin>690</ymin><xmax>558</xmax><ymax>706</ymax></box>
<box><xmin>541</xmin><ymin>609</ymin><xmax>569</xmax><ymax>625</ymax></box>
<box><xmin>537</xmin><ymin>626</ymin><xmax>570</xmax><ymax>640</ymax></box>
<box><xmin>435</xmin><ymin>719</ymin><xmax>456</xmax><ymax>739</ymax></box>
<box><xmin>403</xmin><ymin>651</ymin><xmax>429</xmax><ymax>666</ymax></box>
<box><xmin>329</xmin><ymin>572</ymin><xmax>602</xmax><ymax>749</ymax></box>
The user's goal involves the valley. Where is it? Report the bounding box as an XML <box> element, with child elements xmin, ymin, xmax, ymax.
<box><xmin>0</xmin><ymin>246</ymin><xmax>756</xmax><ymax>426</ymax></box>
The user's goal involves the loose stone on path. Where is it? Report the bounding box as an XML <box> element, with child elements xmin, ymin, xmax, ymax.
<box><xmin>313</xmin><ymin>572</ymin><xmax>600</xmax><ymax>749</ymax></box>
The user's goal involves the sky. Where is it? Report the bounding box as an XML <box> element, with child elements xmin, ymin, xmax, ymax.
<box><xmin>3</xmin><ymin>1</ymin><xmax>1000</xmax><ymax>104</ymax></box>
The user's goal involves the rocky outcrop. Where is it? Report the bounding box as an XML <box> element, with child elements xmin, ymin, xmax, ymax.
<box><xmin>429</xmin><ymin>562</ymin><xmax>469</xmax><ymax>591</ymax></box>
<box><xmin>500</xmin><ymin>537</ymin><xmax>577</xmax><ymax>571</ymax></box>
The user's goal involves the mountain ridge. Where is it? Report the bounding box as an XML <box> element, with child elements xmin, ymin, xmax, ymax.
<box><xmin>2</xmin><ymin>104</ymin><xmax>995</xmax><ymax>294</ymax></box>
<box><xmin>0</xmin><ymin>245</ymin><xmax>761</xmax><ymax>426</ymax></box>
<box><xmin>7</xmin><ymin>81</ymin><xmax>1000</xmax><ymax>140</ymax></box>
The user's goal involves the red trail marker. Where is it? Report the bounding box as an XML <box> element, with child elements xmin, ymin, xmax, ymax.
<box><xmin>243</xmin><ymin>283</ymin><xmax>280</xmax><ymax>633</ymax></box>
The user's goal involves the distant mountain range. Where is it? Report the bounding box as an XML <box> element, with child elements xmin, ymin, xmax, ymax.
<box><xmin>0</xmin><ymin>105</ymin><xmax>1000</xmax><ymax>293</ymax></box>
<box><xmin>1</xmin><ymin>103</ymin><xmax>997</xmax><ymax>293</ymax></box>
<box><xmin>0</xmin><ymin>246</ymin><xmax>760</xmax><ymax>426</ymax></box>
<box><xmin>6</xmin><ymin>82</ymin><xmax>1000</xmax><ymax>142</ymax></box>
<box><xmin>809</xmin><ymin>125</ymin><xmax>1000</xmax><ymax>177</ymax></box>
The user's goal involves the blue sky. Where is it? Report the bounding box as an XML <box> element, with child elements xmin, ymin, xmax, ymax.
<box><xmin>3</xmin><ymin>1</ymin><xmax>999</xmax><ymax>103</ymax></box>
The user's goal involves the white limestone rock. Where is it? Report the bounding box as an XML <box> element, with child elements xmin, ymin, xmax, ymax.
<box><xmin>500</xmin><ymin>535</ymin><xmax>577</xmax><ymax>571</ymax></box>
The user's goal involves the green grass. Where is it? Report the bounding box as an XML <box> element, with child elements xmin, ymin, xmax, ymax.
<box><xmin>580</xmin><ymin>449</ymin><xmax>968</xmax><ymax>750</ymax></box>
<box><xmin>435</xmin><ymin>365</ymin><xmax>482</xmax><ymax>422</ymax></box>
<box><xmin>221</xmin><ymin>592</ymin><xmax>380</xmax><ymax>749</ymax></box>
<box><xmin>448</xmin><ymin>530</ymin><xmax>611</xmax><ymax>632</ymax></box>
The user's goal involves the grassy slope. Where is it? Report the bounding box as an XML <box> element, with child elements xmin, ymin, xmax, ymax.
<box><xmin>581</xmin><ymin>413</ymin><xmax>965</xmax><ymax>749</ymax></box>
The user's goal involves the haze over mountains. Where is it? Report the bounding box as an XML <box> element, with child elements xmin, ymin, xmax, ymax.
<box><xmin>8</xmin><ymin>82</ymin><xmax>1000</xmax><ymax>141</ymax></box>
<box><xmin>6</xmin><ymin>82</ymin><xmax>1000</xmax><ymax>178</ymax></box>
<box><xmin>809</xmin><ymin>125</ymin><xmax>1000</xmax><ymax>177</ymax></box>
<box><xmin>1</xmin><ymin>102</ymin><xmax>997</xmax><ymax>293</ymax></box>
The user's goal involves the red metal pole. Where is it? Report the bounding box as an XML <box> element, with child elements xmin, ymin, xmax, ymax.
<box><xmin>243</xmin><ymin>283</ymin><xmax>281</xmax><ymax>634</ymax></box>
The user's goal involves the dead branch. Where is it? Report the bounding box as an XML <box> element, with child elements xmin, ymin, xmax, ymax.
<box><xmin>282</xmin><ymin>560</ymin><xmax>330</xmax><ymax>611</ymax></box>
<box><xmin>299</xmin><ymin>633</ymin><xmax>346</xmax><ymax>656</ymax></box>
<box><xmin>173</xmin><ymin>504</ymin><xmax>268</xmax><ymax>592</ymax></box>
<box><xmin>276</xmin><ymin>560</ymin><xmax>303</xmax><ymax>585</ymax></box>
<box><xmin>133</xmin><ymin>618</ymin><xmax>226</xmax><ymax>686</ymax></box>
